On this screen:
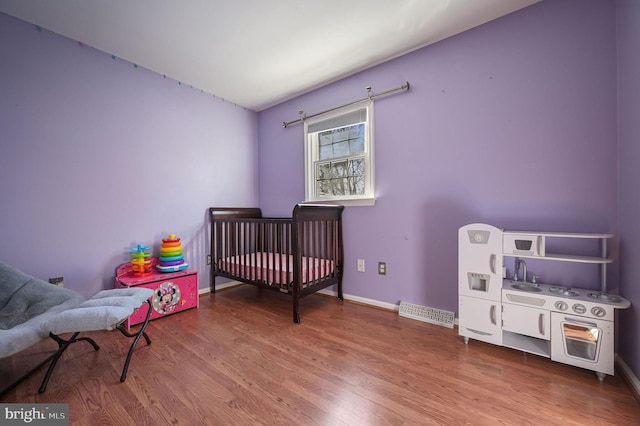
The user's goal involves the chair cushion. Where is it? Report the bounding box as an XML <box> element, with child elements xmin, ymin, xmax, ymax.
<box><xmin>0</xmin><ymin>260</ymin><xmax>34</xmax><ymax>306</ymax></box>
<box><xmin>0</xmin><ymin>261</ymin><xmax>85</xmax><ymax>329</ymax></box>
<box><xmin>41</xmin><ymin>305</ymin><xmax>135</xmax><ymax>333</ymax></box>
<box><xmin>42</xmin><ymin>288</ymin><xmax>153</xmax><ymax>333</ymax></box>
<box><xmin>0</xmin><ymin>261</ymin><xmax>153</xmax><ymax>358</ymax></box>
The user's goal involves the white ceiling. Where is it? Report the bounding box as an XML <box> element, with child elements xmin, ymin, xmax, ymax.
<box><xmin>0</xmin><ymin>0</ymin><xmax>540</xmax><ymax>111</ymax></box>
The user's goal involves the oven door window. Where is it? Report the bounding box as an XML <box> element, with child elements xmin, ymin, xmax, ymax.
<box><xmin>562</xmin><ymin>321</ymin><xmax>601</xmax><ymax>361</ymax></box>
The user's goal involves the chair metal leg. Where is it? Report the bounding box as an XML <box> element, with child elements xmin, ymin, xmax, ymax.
<box><xmin>39</xmin><ymin>332</ymin><xmax>100</xmax><ymax>393</ymax></box>
<box><xmin>115</xmin><ymin>299</ymin><xmax>152</xmax><ymax>382</ymax></box>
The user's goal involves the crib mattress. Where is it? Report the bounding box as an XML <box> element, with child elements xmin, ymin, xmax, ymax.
<box><xmin>218</xmin><ymin>252</ymin><xmax>334</xmax><ymax>287</ymax></box>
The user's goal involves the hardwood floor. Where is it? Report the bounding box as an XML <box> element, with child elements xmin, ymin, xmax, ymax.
<box><xmin>2</xmin><ymin>284</ymin><xmax>639</xmax><ymax>425</ymax></box>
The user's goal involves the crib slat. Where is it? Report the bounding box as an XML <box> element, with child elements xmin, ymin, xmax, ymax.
<box><xmin>312</xmin><ymin>220</ymin><xmax>318</xmax><ymax>285</ymax></box>
<box><xmin>321</xmin><ymin>220</ymin><xmax>327</xmax><ymax>279</ymax></box>
<box><xmin>225</xmin><ymin>221</ymin><xmax>231</xmax><ymax>276</ymax></box>
<box><xmin>243</xmin><ymin>221</ymin><xmax>248</xmax><ymax>280</ymax></box>
<box><xmin>306</xmin><ymin>221</ymin><xmax>312</xmax><ymax>285</ymax></box>
<box><xmin>249</xmin><ymin>221</ymin><xmax>255</xmax><ymax>281</ymax></box>
<box><xmin>268</xmin><ymin>222</ymin><xmax>274</xmax><ymax>286</ymax></box>
<box><xmin>284</xmin><ymin>222</ymin><xmax>290</xmax><ymax>286</ymax></box>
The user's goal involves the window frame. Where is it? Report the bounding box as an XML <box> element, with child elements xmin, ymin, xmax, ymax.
<box><xmin>303</xmin><ymin>100</ymin><xmax>375</xmax><ymax>206</ymax></box>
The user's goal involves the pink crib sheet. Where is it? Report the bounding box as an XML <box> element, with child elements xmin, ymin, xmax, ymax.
<box><xmin>218</xmin><ymin>252</ymin><xmax>334</xmax><ymax>286</ymax></box>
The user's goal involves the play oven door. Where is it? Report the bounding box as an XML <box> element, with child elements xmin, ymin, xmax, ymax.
<box><xmin>551</xmin><ymin>312</ymin><xmax>613</xmax><ymax>375</ymax></box>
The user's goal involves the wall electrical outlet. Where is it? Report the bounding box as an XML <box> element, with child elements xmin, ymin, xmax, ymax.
<box><xmin>49</xmin><ymin>277</ymin><xmax>64</xmax><ymax>287</ymax></box>
<box><xmin>207</xmin><ymin>255</ymin><xmax>212</xmax><ymax>265</ymax></box>
<box><xmin>378</xmin><ymin>262</ymin><xmax>387</xmax><ymax>275</ymax></box>
<box><xmin>357</xmin><ymin>259</ymin><xmax>365</xmax><ymax>272</ymax></box>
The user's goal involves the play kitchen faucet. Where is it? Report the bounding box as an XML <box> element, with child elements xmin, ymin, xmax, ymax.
<box><xmin>512</xmin><ymin>258</ymin><xmax>537</xmax><ymax>283</ymax></box>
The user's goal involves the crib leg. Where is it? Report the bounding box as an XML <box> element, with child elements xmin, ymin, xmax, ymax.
<box><xmin>337</xmin><ymin>281</ymin><xmax>344</xmax><ymax>301</ymax></box>
<box><xmin>293</xmin><ymin>298</ymin><xmax>301</xmax><ymax>324</ymax></box>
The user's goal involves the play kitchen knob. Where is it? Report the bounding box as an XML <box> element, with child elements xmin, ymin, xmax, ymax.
<box><xmin>591</xmin><ymin>306</ymin><xmax>607</xmax><ymax>318</ymax></box>
<box><xmin>572</xmin><ymin>304</ymin><xmax>587</xmax><ymax>314</ymax></box>
<box><xmin>555</xmin><ymin>301</ymin><xmax>568</xmax><ymax>311</ymax></box>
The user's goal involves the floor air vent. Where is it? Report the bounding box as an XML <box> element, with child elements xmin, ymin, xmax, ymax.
<box><xmin>398</xmin><ymin>301</ymin><xmax>454</xmax><ymax>329</ymax></box>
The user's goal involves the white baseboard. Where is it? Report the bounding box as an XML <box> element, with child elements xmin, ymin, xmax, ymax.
<box><xmin>201</xmin><ymin>284</ymin><xmax>398</xmax><ymax>310</ymax></box>
<box><xmin>201</xmin><ymin>282</ymin><xmax>401</xmax><ymax>311</ymax></box>
<box><xmin>616</xmin><ymin>354</ymin><xmax>640</xmax><ymax>399</ymax></box>
<box><xmin>203</xmin><ymin>285</ymin><xmax>460</xmax><ymax>324</ymax></box>
<box><xmin>198</xmin><ymin>280</ymin><xmax>241</xmax><ymax>295</ymax></box>
<box><xmin>318</xmin><ymin>289</ymin><xmax>461</xmax><ymax>325</ymax></box>
<box><xmin>317</xmin><ymin>288</ymin><xmax>399</xmax><ymax>311</ymax></box>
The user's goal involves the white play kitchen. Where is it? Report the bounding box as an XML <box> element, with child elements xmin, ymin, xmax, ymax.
<box><xmin>458</xmin><ymin>224</ymin><xmax>631</xmax><ymax>381</ymax></box>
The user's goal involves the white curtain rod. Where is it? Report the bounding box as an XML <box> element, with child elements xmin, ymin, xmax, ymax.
<box><xmin>281</xmin><ymin>81</ymin><xmax>410</xmax><ymax>128</ymax></box>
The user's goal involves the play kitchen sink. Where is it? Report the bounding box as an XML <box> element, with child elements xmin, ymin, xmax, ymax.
<box><xmin>510</xmin><ymin>282</ymin><xmax>542</xmax><ymax>292</ymax></box>
<box><xmin>458</xmin><ymin>223</ymin><xmax>631</xmax><ymax>381</ymax></box>
<box><xmin>504</xmin><ymin>279</ymin><xmax>630</xmax><ymax>310</ymax></box>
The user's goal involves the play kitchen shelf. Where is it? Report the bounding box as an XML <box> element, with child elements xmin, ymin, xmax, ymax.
<box><xmin>502</xmin><ymin>230</ymin><xmax>613</xmax><ymax>292</ymax></box>
<box><xmin>458</xmin><ymin>224</ymin><xmax>630</xmax><ymax>381</ymax></box>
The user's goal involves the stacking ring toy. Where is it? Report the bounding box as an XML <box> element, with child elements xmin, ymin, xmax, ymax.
<box><xmin>157</xmin><ymin>233</ymin><xmax>187</xmax><ymax>272</ymax></box>
<box><xmin>129</xmin><ymin>243</ymin><xmax>152</xmax><ymax>276</ymax></box>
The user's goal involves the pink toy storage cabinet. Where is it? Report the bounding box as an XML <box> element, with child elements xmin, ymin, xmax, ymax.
<box><xmin>115</xmin><ymin>258</ymin><xmax>199</xmax><ymax>328</ymax></box>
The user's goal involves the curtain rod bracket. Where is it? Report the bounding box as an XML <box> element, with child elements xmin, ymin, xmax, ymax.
<box><xmin>282</xmin><ymin>110</ymin><xmax>306</xmax><ymax>128</ymax></box>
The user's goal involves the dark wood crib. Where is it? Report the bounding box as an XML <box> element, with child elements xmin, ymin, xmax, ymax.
<box><xmin>209</xmin><ymin>204</ymin><xmax>344</xmax><ymax>323</ymax></box>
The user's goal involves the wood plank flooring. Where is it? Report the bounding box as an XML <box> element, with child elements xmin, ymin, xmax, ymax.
<box><xmin>2</xmin><ymin>284</ymin><xmax>639</xmax><ymax>425</ymax></box>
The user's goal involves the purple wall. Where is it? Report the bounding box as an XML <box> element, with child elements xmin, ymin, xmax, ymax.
<box><xmin>259</xmin><ymin>0</ymin><xmax>639</xmax><ymax>377</ymax></box>
<box><xmin>259</xmin><ymin>0</ymin><xmax>617</xmax><ymax>307</ymax></box>
<box><xmin>0</xmin><ymin>13</ymin><xmax>259</xmax><ymax>297</ymax></box>
<box><xmin>617</xmin><ymin>0</ymin><xmax>640</xmax><ymax>380</ymax></box>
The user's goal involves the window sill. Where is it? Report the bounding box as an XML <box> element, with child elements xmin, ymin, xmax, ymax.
<box><xmin>302</xmin><ymin>197</ymin><xmax>376</xmax><ymax>207</ymax></box>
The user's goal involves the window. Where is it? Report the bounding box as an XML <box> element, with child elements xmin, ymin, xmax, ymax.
<box><xmin>304</xmin><ymin>100</ymin><xmax>375</xmax><ymax>205</ymax></box>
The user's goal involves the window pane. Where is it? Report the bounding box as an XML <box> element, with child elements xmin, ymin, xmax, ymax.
<box><xmin>319</xmin><ymin>132</ymin><xmax>333</xmax><ymax>146</ymax></box>
<box><xmin>349</xmin><ymin>136</ymin><xmax>364</xmax><ymax>154</ymax></box>
<box><xmin>317</xmin><ymin>123</ymin><xmax>365</xmax><ymax>161</ymax></box>
<box><xmin>333</xmin><ymin>141</ymin><xmax>350</xmax><ymax>157</ymax></box>
<box><xmin>317</xmin><ymin>163</ymin><xmax>331</xmax><ymax>180</ymax></box>
<box><xmin>349</xmin><ymin>157</ymin><xmax>364</xmax><ymax>176</ymax></box>
<box><xmin>349</xmin><ymin>124</ymin><xmax>364</xmax><ymax>139</ymax></box>
<box><xmin>319</xmin><ymin>143</ymin><xmax>332</xmax><ymax>160</ymax></box>
<box><xmin>317</xmin><ymin>179</ymin><xmax>331</xmax><ymax>196</ymax></box>
<box><xmin>333</xmin><ymin>128</ymin><xmax>350</xmax><ymax>142</ymax></box>
<box><xmin>332</xmin><ymin>160</ymin><xmax>347</xmax><ymax>178</ymax></box>
<box><xmin>314</xmin><ymin>156</ymin><xmax>365</xmax><ymax>198</ymax></box>
<box><xmin>333</xmin><ymin>178</ymin><xmax>349</xmax><ymax>195</ymax></box>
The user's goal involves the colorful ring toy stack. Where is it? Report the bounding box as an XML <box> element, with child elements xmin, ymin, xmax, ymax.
<box><xmin>130</xmin><ymin>244</ymin><xmax>152</xmax><ymax>276</ymax></box>
<box><xmin>157</xmin><ymin>233</ymin><xmax>188</xmax><ymax>272</ymax></box>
